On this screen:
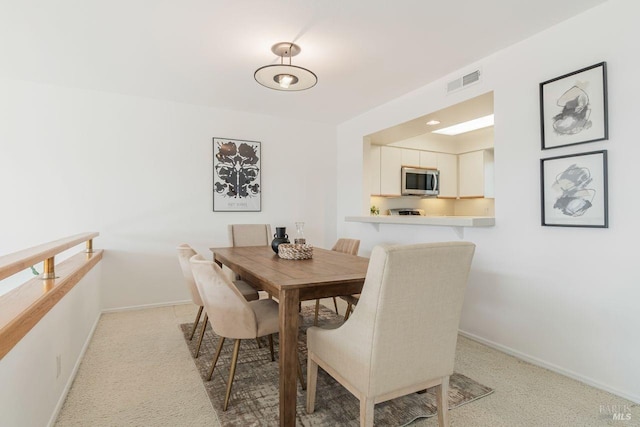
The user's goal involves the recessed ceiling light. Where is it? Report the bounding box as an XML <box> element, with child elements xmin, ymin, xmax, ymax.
<box><xmin>426</xmin><ymin>120</ymin><xmax>440</xmax><ymax>126</ymax></box>
<box><xmin>432</xmin><ymin>114</ymin><xmax>494</xmax><ymax>135</ymax></box>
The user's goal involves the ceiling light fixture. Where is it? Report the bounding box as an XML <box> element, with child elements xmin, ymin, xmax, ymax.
<box><xmin>254</xmin><ymin>42</ymin><xmax>317</xmax><ymax>91</ymax></box>
<box><xmin>432</xmin><ymin>114</ymin><xmax>494</xmax><ymax>135</ymax></box>
<box><xmin>426</xmin><ymin>120</ymin><xmax>441</xmax><ymax>126</ymax></box>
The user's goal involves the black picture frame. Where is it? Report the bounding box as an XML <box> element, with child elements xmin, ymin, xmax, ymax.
<box><xmin>540</xmin><ymin>62</ymin><xmax>608</xmax><ymax>150</ymax></box>
<box><xmin>540</xmin><ymin>150</ymin><xmax>608</xmax><ymax>228</ymax></box>
<box><xmin>212</xmin><ymin>137</ymin><xmax>262</xmax><ymax>212</ymax></box>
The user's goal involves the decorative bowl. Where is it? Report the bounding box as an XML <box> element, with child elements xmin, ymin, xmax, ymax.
<box><xmin>278</xmin><ymin>244</ymin><xmax>313</xmax><ymax>260</ymax></box>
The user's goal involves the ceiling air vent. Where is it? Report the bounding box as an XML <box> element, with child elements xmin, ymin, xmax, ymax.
<box><xmin>446</xmin><ymin>69</ymin><xmax>481</xmax><ymax>94</ymax></box>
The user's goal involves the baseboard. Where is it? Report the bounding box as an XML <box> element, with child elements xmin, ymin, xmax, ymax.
<box><xmin>101</xmin><ymin>299</ymin><xmax>191</xmax><ymax>313</ymax></box>
<box><xmin>47</xmin><ymin>312</ymin><xmax>102</xmax><ymax>427</ymax></box>
<box><xmin>458</xmin><ymin>329</ymin><xmax>640</xmax><ymax>404</ymax></box>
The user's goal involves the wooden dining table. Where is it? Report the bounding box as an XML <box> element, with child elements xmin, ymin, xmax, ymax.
<box><xmin>210</xmin><ymin>245</ymin><xmax>369</xmax><ymax>426</ymax></box>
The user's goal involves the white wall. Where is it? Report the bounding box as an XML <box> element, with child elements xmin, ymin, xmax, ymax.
<box><xmin>337</xmin><ymin>0</ymin><xmax>639</xmax><ymax>403</ymax></box>
<box><xmin>0</xmin><ymin>79</ymin><xmax>337</xmax><ymax>309</ymax></box>
<box><xmin>0</xmin><ymin>266</ymin><xmax>101</xmax><ymax>427</ymax></box>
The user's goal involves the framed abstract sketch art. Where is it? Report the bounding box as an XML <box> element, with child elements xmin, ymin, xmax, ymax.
<box><xmin>540</xmin><ymin>150</ymin><xmax>608</xmax><ymax>228</ymax></box>
<box><xmin>540</xmin><ymin>62</ymin><xmax>608</xmax><ymax>150</ymax></box>
<box><xmin>213</xmin><ymin>137</ymin><xmax>261</xmax><ymax>212</ymax></box>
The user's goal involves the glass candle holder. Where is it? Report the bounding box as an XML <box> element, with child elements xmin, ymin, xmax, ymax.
<box><xmin>294</xmin><ymin>222</ymin><xmax>306</xmax><ymax>244</ymax></box>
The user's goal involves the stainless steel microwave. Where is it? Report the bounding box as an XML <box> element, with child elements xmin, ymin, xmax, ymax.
<box><xmin>401</xmin><ymin>166</ymin><xmax>439</xmax><ymax>196</ymax></box>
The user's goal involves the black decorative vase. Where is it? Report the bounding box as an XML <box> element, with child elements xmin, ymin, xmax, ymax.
<box><xmin>271</xmin><ymin>227</ymin><xmax>290</xmax><ymax>254</ymax></box>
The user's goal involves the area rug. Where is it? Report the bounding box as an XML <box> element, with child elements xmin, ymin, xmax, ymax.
<box><xmin>180</xmin><ymin>306</ymin><xmax>493</xmax><ymax>426</ymax></box>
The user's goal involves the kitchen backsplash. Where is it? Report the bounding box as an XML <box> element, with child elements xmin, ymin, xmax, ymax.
<box><xmin>370</xmin><ymin>196</ymin><xmax>494</xmax><ymax>216</ymax></box>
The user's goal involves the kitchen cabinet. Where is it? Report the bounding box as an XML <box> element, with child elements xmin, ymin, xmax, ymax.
<box><xmin>380</xmin><ymin>146</ymin><xmax>402</xmax><ymax>196</ymax></box>
<box><xmin>458</xmin><ymin>149</ymin><xmax>494</xmax><ymax>198</ymax></box>
<box><xmin>401</xmin><ymin>149</ymin><xmax>420</xmax><ymax>168</ymax></box>
<box><xmin>370</xmin><ymin>145</ymin><xmax>381</xmax><ymax>195</ymax></box>
<box><xmin>419</xmin><ymin>151</ymin><xmax>438</xmax><ymax>169</ymax></box>
<box><xmin>436</xmin><ymin>153</ymin><xmax>458</xmax><ymax>198</ymax></box>
<box><xmin>373</xmin><ymin>146</ymin><xmax>459</xmax><ymax>198</ymax></box>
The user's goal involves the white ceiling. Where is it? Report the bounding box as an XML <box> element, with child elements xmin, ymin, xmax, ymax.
<box><xmin>368</xmin><ymin>92</ymin><xmax>495</xmax><ymax>145</ymax></box>
<box><xmin>0</xmin><ymin>0</ymin><xmax>607</xmax><ymax>125</ymax></box>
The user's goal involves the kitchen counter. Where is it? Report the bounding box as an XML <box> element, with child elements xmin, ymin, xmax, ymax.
<box><xmin>345</xmin><ymin>215</ymin><xmax>495</xmax><ymax>227</ymax></box>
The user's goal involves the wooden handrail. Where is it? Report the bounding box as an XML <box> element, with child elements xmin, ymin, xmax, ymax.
<box><xmin>0</xmin><ymin>232</ymin><xmax>102</xmax><ymax>360</ymax></box>
<box><xmin>0</xmin><ymin>232</ymin><xmax>98</xmax><ymax>281</ymax></box>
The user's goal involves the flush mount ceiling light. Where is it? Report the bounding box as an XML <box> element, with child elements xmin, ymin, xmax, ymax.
<box><xmin>254</xmin><ymin>42</ymin><xmax>317</xmax><ymax>91</ymax></box>
<box><xmin>432</xmin><ymin>114</ymin><xmax>494</xmax><ymax>135</ymax></box>
<box><xmin>426</xmin><ymin>120</ymin><xmax>441</xmax><ymax>126</ymax></box>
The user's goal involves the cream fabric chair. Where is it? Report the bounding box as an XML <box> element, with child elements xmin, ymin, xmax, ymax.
<box><xmin>228</xmin><ymin>224</ymin><xmax>272</xmax><ymax>247</ymax></box>
<box><xmin>306</xmin><ymin>242</ymin><xmax>476</xmax><ymax>427</ymax></box>
<box><xmin>176</xmin><ymin>244</ymin><xmax>206</xmax><ymax>342</ymax></box>
<box><xmin>177</xmin><ymin>244</ymin><xmax>259</xmax><ymax>358</ymax></box>
<box><xmin>228</xmin><ymin>224</ymin><xmax>272</xmax><ymax>296</ymax></box>
<box><xmin>190</xmin><ymin>254</ymin><xmax>305</xmax><ymax>411</ymax></box>
<box><xmin>313</xmin><ymin>238</ymin><xmax>360</xmax><ymax>325</ymax></box>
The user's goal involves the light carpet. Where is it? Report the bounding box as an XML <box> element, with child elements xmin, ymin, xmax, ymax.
<box><xmin>180</xmin><ymin>306</ymin><xmax>493</xmax><ymax>426</ymax></box>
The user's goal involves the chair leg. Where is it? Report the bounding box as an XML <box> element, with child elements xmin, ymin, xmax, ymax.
<box><xmin>314</xmin><ymin>299</ymin><xmax>320</xmax><ymax>326</ymax></box>
<box><xmin>255</xmin><ymin>338</ymin><xmax>262</xmax><ymax>348</ymax></box>
<box><xmin>360</xmin><ymin>397</ymin><xmax>375</xmax><ymax>427</ymax></box>
<box><xmin>306</xmin><ymin>356</ymin><xmax>318</xmax><ymax>413</ymax></box>
<box><xmin>332</xmin><ymin>297</ymin><xmax>339</xmax><ymax>315</ymax></box>
<box><xmin>344</xmin><ymin>303</ymin><xmax>352</xmax><ymax>321</ymax></box>
<box><xmin>268</xmin><ymin>334</ymin><xmax>275</xmax><ymax>362</ymax></box>
<box><xmin>207</xmin><ymin>336</ymin><xmax>225</xmax><ymax>380</ymax></box>
<box><xmin>223</xmin><ymin>339</ymin><xmax>242</xmax><ymax>411</ymax></box>
<box><xmin>189</xmin><ymin>306</ymin><xmax>204</xmax><ymax>340</ymax></box>
<box><xmin>195</xmin><ymin>312</ymin><xmax>208</xmax><ymax>358</ymax></box>
<box><xmin>435</xmin><ymin>376</ymin><xmax>450</xmax><ymax>427</ymax></box>
<box><xmin>297</xmin><ymin>354</ymin><xmax>306</xmax><ymax>390</ymax></box>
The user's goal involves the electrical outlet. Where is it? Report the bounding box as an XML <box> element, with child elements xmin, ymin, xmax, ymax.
<box><xmin>56</xmin><ymin>355</ymin><xmax>61</xmax><ymax>379</ymax></box>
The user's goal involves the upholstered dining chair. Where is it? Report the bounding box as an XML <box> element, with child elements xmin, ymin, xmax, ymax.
<box><xmin>306</xmin><ymin>242</ymin><xmax>476</xmax><ymax>427</ymax></box>
<box><xmin>177</xmin><ymin>244</ymin><xmax>259</xmax><ymax>358</ymax></box>
<box><xmin>190</xmin><ymin>254</ymin><xmax>305</xmax><ymax>411</ymax></box>
<box><xmin>313</xmin><ymin>238</ymin><xmax>360</xmax><ymax>326</ymax></box>
<box><xmin>228</xmin><ymin>224</ymin><xmax>272</xmax><ymax>296</ymax></box>
<box><xmin>228</xmin><ymin>223</ymin><xmax>272</xmax><ymax>247</ymax></box>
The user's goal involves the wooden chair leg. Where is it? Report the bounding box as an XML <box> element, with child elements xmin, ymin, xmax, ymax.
<box><xmin>207</xmin><ymin>336</ymin><xmax>225</xmax><ymax>380</ymax></box>
<box><xmin>268</xmin><ymin>334</ymin><xmax>275</xmax><ymax>362</ymax></box>
<box><xmin>306</xmin><ymin>356</ymin><xmax>319</xmax><ymax>413</ymax></box>
<box><xmin>344</xmin><ymin>303</ymin><xmax>352</xmax><ymax>321</ymax></box>
<box><xmin>297</xmin><ymin>353</ymin><xmax>306</xmax><ymax>390</ymax></box>
<box><xmin>255</xmin><ymin>338</ymin><xmax>262</xmax><ymax>348</ymax></box>
<box><xmin>189</xmin><ymin>306</ymin><xmax>203</xmax><ymax>340</ymax></box>
<box><xmin>435</xmin><ymin>376</ymin><xmax>450</xmax><ymax>427</ymax></box>
<box><xmin>223</xmin><ymin>339</ymin><xmax>242</xmax><ymax>411</ymax></box>
<box><xmin>314</xmin><ymin>299</ymin><xmax>320</xmax><ymax>326</ymax></box>
<box><xmin>195</xmin><ymin>312</ymin><xmax>208</xmax><ymax>358</ymax></box>
<box><xmin>332</xmin><ymin>297</ymin><xmax>339</xmax><ymax>315</ymax></box>
<box><xmin>360</xmin><ymin>397</ymin><xmax>375</xmax><ymax>427</ymax></box>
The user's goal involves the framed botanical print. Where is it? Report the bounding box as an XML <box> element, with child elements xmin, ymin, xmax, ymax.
<box><xmin>540</xmin><ymin>150</ymin><xmax>608</xmax><ymax>228</ymax></box>
<box><xmin>540</xmin><ymin>62</ymin><xmax>608</xmax><ymax>150</ymax></box>
<box><xmin>213</xmin><ymin>137</ymin><xmax>261</xmax><ymax>212</ymax></box>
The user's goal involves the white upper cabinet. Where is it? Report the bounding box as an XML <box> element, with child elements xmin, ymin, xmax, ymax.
<box><xmin>419</xmin><ymin>151</ymin><xmax>438</xmax><ymax>169</ymax></box>
<box><xmin>373</xmin><ymin>146</ymin><xmax>493</xmax><ymax>199</ymax></box>
<box><xmin>370</xmin><ymin>145</ymin><xmax>381</xmax><ymax>195</ymax></box>
<box><xmin>401</xmin><ymin>149</ymin><xmax>420</xmax><ymax>167</ymax></box>
<box><xmin>380</xmin><ymin>146</ymin><xmax>402</xmax><ymax>196</ymax></box>
<box><xmin>458</xmin><ymin>149</ymin><xmax>494</xmax><ymax>198</ymax></box>
<box><xmin>373</xmin><ymin>147</ymin><xmax>460</xmax><ymax>198</ymax></box>
<box><xmin>436</xmin><ymin>153</ymin><xmax>458</xmax><ymax>198</ymax></box>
